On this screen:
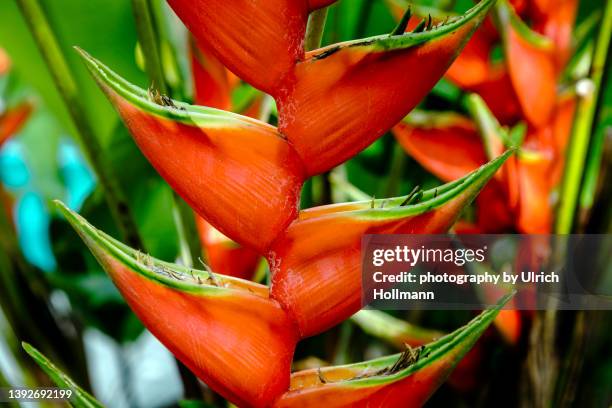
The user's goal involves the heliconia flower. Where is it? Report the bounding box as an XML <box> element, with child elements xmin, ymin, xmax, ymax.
<box><xmin>0</xmin><ymin>102</ymin><xmax>34</xmax><ymax>146</ymax></box>
<box><xmin>268</xmin><ymin>151</ymin><xmax>513</xmax><ymax>338</ymax></box>
<box><xmin>167</xmin><ymin>0</ymin><xmax>310</xmax><ymax>96</ymax></box>
<box><xmin>394</xmin><ymin>90</ymin><xmax>576</xmax><ymax>234</ymax></box>
<box><xmin>77</xmin><ymin>48</ymin><xmax>306</xmax><ymax>253</ymax></box>
<box><xmin>386</xmin><ymin>0</ymin><xmax>500</xmax><ymax>89</ymax></box>
<box><xmin>391</xmin><ymin>109</ymin><xmax>516</xmax><ymax>233</ymax></box>
<box><xmin>497</xmin><ymin>0</ymin><xmax>557</xmax><ymax>128</ymax></box>
<box><xmin>469</xmin><ymin>93</ymin><xmax>576</xmax><ymax>233</ymax></box>
<box><xmin>195</xmin><ymin>217</ymin><xmax>260</xmax><ymax>280</ymax></box>
<box><xmin>278</xmin><ymin>0</ymin><xmax>496</xmax><ymax>176</ymax></box>
<box><xmin>393</xmin><ymin>111</ymin><xmax>487</xmax><ymax>182</ymax></box>
<box><xmin>57</xmin><ymin>201</ymin><xmax>298</xmax><ymax>408</ymax></box>
<box><xmin>273</xmin><ymin>296</ymin><xmax>511</xmax><ymax>407</ymax></box>
<box><xmin>384</xmin><ymin>1</ymin><xmax>524</xmax><ymax>125</ymax></box>
<box><xmin>190</xmin><ymin>39</ymin><xmax>265</xmax><ymax>267</ymax></box>
<box><xmin>351</xmin><ymin>308</ymin><xmax>489</xmax><ymax>392</ymax></box>
<box><xmin>445</xmin><ymin>23</ymin><xmax>499</xmax><ymax>89</ymax></box>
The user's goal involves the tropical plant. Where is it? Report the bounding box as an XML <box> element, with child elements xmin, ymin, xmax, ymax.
<box><xmin>0</xmin><ymin>0</ymin><xmax>610</xmax><ymax>407</ymax></box>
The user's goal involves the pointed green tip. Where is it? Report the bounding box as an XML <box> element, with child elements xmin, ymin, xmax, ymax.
<box><xmin>53</xmin><ymin>200</ymin><xmax>249</xmax><ymax>296</ymax></box>
<box><xmin>21</xmin><ymin>341</ymin><xmax>34</xmax><ymax>354</ymax></box>
<box><xmin>73</xmin><ymin>47</ymin><xmax>270</xmax><ymax>131</ymax></box>
<box><xmin>73</xmin><ymin>46</ymin><xmax>104</xmax><ymax>83</ymax></box>
<box><xmin>491</xmin><ymin>147</ymin><xmax>517</xmax><ymax>168</ymax></box>
<box><xmin>54</xmin><ymin>199</ymin><xmax>88</xmax><ymax>235</ymax></box>
<box><xmin>322</xmin><ymin>289</ymin><xmax>514</xmax><ymax>388</ymax></box>
<box><xmin>318</xmin><ymin>0</ymin><xmax>497</xmax><ymax>55</ymax></box>
<box><xmin>497</xmin><ymin>290</ymin><xmax>517</xmax><ymax>309</ymax></box>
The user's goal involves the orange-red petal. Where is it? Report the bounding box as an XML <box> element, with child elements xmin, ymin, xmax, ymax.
<box><xmin>196</xmin><ymin>217</ymin><xmax>260</xmax><ymax>280</ymax></box>
<box><xmin>498</xmin><ymin>0</ymin><xmax>557</xmax><ymax>127</ymax></box>
<box><xmin>191</xmin><ymin>39</ymin><xmax>232</xmax><ymax>110</ymax></box>
<box><xmin>274</xmin><ymin>298</ymin><xmax>509</xmax><ymax>407</ymax></box>
<box><xmin>269</xmin><ymin>151</ymin><xmax>512</xmax><ymax>338</ymax></box>
<box><xmin>278</xmin><ymin>0</ymin><xmax>496</xmax><ymax>176</ymax></box>
<box><xmin>168</xmin><ymin>0</ymin><xmax>309</xmax><ymax>96</ymax></box>
<box><xmin>516</xmin><ymin>154</ymin><xmax>553</xmax><ymax>233</ymax></box>
<box><xmin>533</xmin><ymin>0</ymin><xmax>578</xmax><ymax>71</ymax></box>
<box><xmin>393</xmin><ymin>111</ymin><xmax>486</xmax><ymax>182</ymax></box>
<box><xmin>79</xmin><ymin>49</ymin><xmax>305</xmax><ymax>253</ymax></box>
<box><xmin>59</xmin><ymin>202</ymin><xmax>298</xmax><ymax>408</ymax></box>
<box><xmin>446</xmin><ymin>24</ymin><xmax>498</xmax><ymax>88</ymax></box>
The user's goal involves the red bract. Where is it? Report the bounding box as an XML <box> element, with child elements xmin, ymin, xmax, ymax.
<box><xmin>58</xmin><ymin>202</ymin><xmax>298</xmax><ymax>408</ymax></box>
<box><xmin>446</xmin><ymin>25</ymin><xmax>498</xmax><ymax>89</ymax></box>
<box><xmin>394</xmin><ymin>111</ymin><xmax>487</xmax><ymax>181</ymax></box>
<box><xmin>393</xmin><ymin>93</ymin><xmax>577</xmax><ymax>234</ymax></box>
<box><xmin>169</xmin><ymin>0</ymin><xmax>495</xmax><ymax>177</ymax></box>
<box><xmin>497</xmin><ymin>0</ymin><xmax>557</xmax><ymax>128</ymax></box>
<box><xmin>190</xmin><ymin>40</ymin><xmax>233</xmax><ymax>110</ymax></box>
<box><xmin>69</xmin><ymin>1</ymin><xmax>520</xmax><ymax>405</ymax></box>
<box><xmin>191</xmin><ymin>39</ymin><xmax>263</xmax><ymax>117</ymax></box>
<box><xmin>195</xmin><ymin>217</ymin><xmax>260</xmax><ymax>280</ymax></box>
<box><xmin>387</xmin><ymin>4</ymin><xmax>524</xmax><ymax>124</ymax></box>
<box><xmin>80</xmin><ymin>0</ymin><xmax>495</xmax><ymax>252</ymax></box>
<box><xmin>532</xmin><ymin>0</ymin><xmax>578</xmax><ymax>71</ymax></box>
<box><xmin>79</xmin><ymin>49</ymin><xmax>305</xmax><ymax>252</ymax></box>
<box><xmin>190</xmin><ymin>40</ymin><xmax>263</xmax><ymax>275</ymax></box>
<box><xmin>61</xmin><ymin>196</ymin><xmax>512</xmax><ymax>407</ymax></box>
<box><xmin>389</xmin><ymin>0</ymin><xmax>575</xmax><ymax>129</ymax></box>
<box><xmin>279</xmin><ymin>0</ymin><xmax>494</xmax><ymax>176</ymax></box>
<box><xmin>168</xmin><ymin>0</ymin><xmax>309</xmax><ymax>96</ymax></box>
<box><xmin>269</xmin><ymin>151</ymin><xmax>513</xmax><ymax>338</ymax></box>
<box><xmin>274</xmin><ymin>298</ymin><xmax>509</xmax><ymax>407</ymax></box>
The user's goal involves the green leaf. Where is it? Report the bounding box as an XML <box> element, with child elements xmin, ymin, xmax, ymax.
<box><xmin>22</xmin><ymin>342</ymin><xmax>104</xmax><ymax>408</ymax></box>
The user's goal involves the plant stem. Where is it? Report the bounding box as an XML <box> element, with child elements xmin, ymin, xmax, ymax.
<box><xmin>304</xmin><ymin>7</ymin><xmax>332</xmax><ymax>207</ymax></box>
<box><xmin>131</xmin><ymin>0</ymin><xmax>167</xmax><ymax>93</ymax></box>
<box><xmin>130</xmin><ymin>0</ymin><xmax>201</xmax><ymax>265</ymax></box>
<box><xmin>172</xmin><ymin>194</ymin><xmax>201</xmax><ymax>267</ymax></box>
<box><xmin>385</xmin><ymin>143</ymin><xmax>407</xmax><ymax>197</ymax></box>
<box><xmin>305</xmin><ymin>8</ymin><xmax>329</xmax><ymax>51</ymax></box>
<box><xmin>557</xmin><ymin>0</ymin><xmax>612</xmax><ymax>233</ymax></box>
<box><xmin>15</xmin><ymin>0</ymin><xmax>143</xmax><ymax>248</ymax></box>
